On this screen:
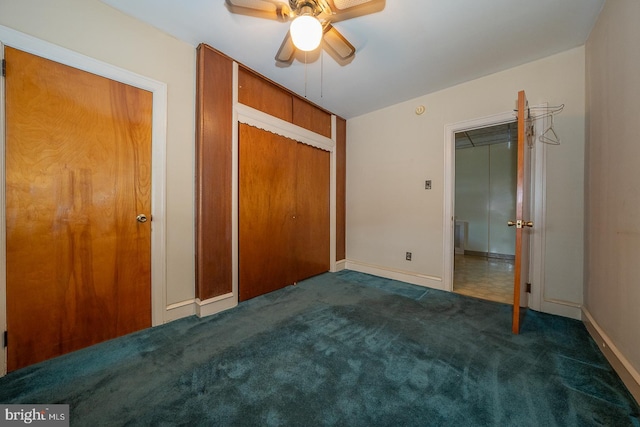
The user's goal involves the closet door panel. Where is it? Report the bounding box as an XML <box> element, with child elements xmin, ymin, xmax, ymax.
<box><xmin>295</xmin><ymin>143</ymin><xmax>331</xmax><ymax>280</ymax></box>
<box><xmin>239</xmin><ymin>124</ymin><xmax>297</xmax><ymax>301</ymax></box>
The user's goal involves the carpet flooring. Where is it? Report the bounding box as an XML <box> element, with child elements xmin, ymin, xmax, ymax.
<box><xmin>0</xmin><ymin>271</ymin><xmax>638</xmax><ymax>426</ymax></box>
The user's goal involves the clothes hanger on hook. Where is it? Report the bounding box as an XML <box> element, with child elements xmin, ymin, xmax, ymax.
<box><xmin>539</xmin><ymin>112</ymin><xmax>560</xmax><ymax>145</ymax></box>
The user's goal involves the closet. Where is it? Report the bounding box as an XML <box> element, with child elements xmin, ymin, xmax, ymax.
<box><xmin>239</xmin><ymin>124</ymin><xmax>329</xmax><ymax>300</ymax></box>
<box><xmin>196</xmin><ymin>44</ymin><xmax>345</xmax><ymax>304</ymax></box>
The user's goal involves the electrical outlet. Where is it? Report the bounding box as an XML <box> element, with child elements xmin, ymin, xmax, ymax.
<box><xmin>425</xmin><ymin>180</ymin><xmax>432</xmax><ymax>190</ymax></box>
<box><xmin>406</xmin><ymin>252</ymin><xmax>412</xmax><ymax>261</ymax></box>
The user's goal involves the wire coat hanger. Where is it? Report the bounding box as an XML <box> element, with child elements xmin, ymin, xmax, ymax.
<box><xmin>539</xmin><ymin>112</ymin><xmax>560</xmax><ymax>145</ymax></box>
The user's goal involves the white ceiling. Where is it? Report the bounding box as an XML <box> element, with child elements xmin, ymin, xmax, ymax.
<box><xmin>100</xmin><ymin>0</ymin><xmax>604</xmax><ymax>119</ymax></box>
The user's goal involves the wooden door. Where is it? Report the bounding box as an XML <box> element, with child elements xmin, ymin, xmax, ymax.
<box><xmin>5</xmin><ymin>47</ymin><xmax>152</xmax><ymax>371</ymax></box>
<box><xmin>238</xmin><ymin>124</ymin><xmax>330</xmax><ymax>301</ymax></box>
<box><xmin>295</xmin><ymin>142</ymin><xmax>330</xmax><ymax>280</ymax></box>
<box><xmin>512</xmin><ymin>90</ymin><xmax>533</xmax><ymax>334</ymax></box>
<box><xmin>239</xmin><ymin>124</ymin><xmax>297</xmax><ymax>301</ymax></box>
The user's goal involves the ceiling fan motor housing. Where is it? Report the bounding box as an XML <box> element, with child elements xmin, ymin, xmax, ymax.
<box><xmin>290</xmin><ymin>0</ymin><xmax>330</xmax><ymax>17</ymax></box>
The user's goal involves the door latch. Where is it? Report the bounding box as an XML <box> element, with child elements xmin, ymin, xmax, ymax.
<box><xmin>507</xmin><ymin>219</ymin><xmax>533</xmax><ymax>229</ymax></box>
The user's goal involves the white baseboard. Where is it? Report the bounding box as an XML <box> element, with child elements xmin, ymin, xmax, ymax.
<box><xmin>539</xmin><ymin>300</ymin><xmax>582</xmax><ymax>320</ymax></box>
<box><xmin>332</xmin><ymin>259</ymin><xmax>347</xmax><ymax>272</ymax></box>
<box><xmin>196</xmin><ymin>292</ymin><xmax>238</xmax><ymax>318</ymax></box>
<box><xmin>582</xmin><ymin>307</ymin><xmax>640</xmax><ymax>404</ymax></box>
<box><xmin>344</xmin><ymin>260</ymin><xmax>443</xmax><ymax>290</ymax></box>
<box><xmin>164</xmin><ymin>299</ymin><xmax>196</xmax><ymax>323</ymax></box>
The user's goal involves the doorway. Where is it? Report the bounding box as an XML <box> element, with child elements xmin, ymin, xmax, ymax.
<box><xmin>453</xmin><ymin>122</ymin><xmax>517</xmax><ymax>304</ymax></box>
<box><xmin>5</xmin><ymin>47</ymin><xmax>153</xmax><ymax>371</ymax></box>
<box><xmin>0</xmin><ymin>26</ymin><xmax>168</xmax><ymax>376</ymax></box>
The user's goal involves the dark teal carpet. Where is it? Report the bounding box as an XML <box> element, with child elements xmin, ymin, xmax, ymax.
<box><xmin>1</xmin><ymin>271</ymin><xmax>638</xmax><ymax>426</ymax></box>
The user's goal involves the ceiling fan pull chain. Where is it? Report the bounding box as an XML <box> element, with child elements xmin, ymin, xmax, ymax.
<box><xmin>304</xmin><ymin>51</ymin><xmax>308</xmax><ymax>98</ymax></box>
<box><xmin>321</xmin><ymin>40</ymin><xmax>324</xmax><ymax>98</ymax></box>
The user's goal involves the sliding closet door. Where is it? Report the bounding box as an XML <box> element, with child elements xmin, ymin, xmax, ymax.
<box><xmin>239</xmin><ymin>124</ymin><xmax>330</xmax><ymax>301</ymax></box>
<box><xmin>239</xmin><ymin>124</ymin><xmax>297</xmax><ymax>300</ymax></box>
<box><xmin>295</xmin><ymin>142</ymin><xmax>330</xmax><ymax>280</ymax></box>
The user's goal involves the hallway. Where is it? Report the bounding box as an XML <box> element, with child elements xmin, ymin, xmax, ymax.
<box><xmin>453</xmin><ymin>254</ymin><xmax>513</xmax><ymax>304</ymax></box>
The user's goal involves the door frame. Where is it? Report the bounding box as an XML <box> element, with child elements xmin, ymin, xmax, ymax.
<box><xmin>0</xmin><ymin>26</ymin><xmax>168</xmax><ymax>376</ymax></box>
<box><xmin>443</xmin><ymin>108</ymin><xmax>546</xmax><ymax>310</ymax></box>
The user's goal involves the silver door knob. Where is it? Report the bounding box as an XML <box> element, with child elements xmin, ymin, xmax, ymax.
<box><xmin>136</xmin><ymin>214</ymin><xmax>148</xmax><ymax>223</ymax></box>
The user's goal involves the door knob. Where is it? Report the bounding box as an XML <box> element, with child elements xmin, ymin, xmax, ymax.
<box><xmin>136</xmin><ymin>214</ymin><xmax>148</xmax><ymax>223</ymax></box>
<box><xmin>507</xmin><ymin>219</ymin><xmax>533</xmax><ymax>228</ymax></box>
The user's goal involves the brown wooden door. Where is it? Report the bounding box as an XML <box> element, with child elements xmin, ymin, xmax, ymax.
<box><xmin>5</xmin><ymin>47</ymin><xmax>152</xmax><ymax>371</ymax></box>
<box><xmin>512</xmin><ymin>90</ymin><xmax>532</xmax><ymax>334</ymax></box>
<box><xmin>238</xmin><ymin>124</ymin><xmax>330</xmax><ymax>301</ymax></box>
<box><xmin>295</xmin><ymin>142</ymin><xmax>330</xmax><ymax>280</ymax></box>
<box><xmin>239</xmin><ymin>124</ymin><xmax>297</xmax><ymax>300</ymax></box>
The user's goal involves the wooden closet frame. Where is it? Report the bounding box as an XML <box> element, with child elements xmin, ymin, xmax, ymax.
<box><xmin>195</xmin><ymin>45</ymin><xmax>346</xmax><ymax>317</ymax></box>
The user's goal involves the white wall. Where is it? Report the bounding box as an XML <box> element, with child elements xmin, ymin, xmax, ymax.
<box><xmin>585</xmin><ymin>0</ymin><xmax>640</xmax><ymax>391</ymax></box>
<box><xmin>0</xmin><ymin>0</ymin><xmax>197</xmax><ymax>310</ymax></box>
<box><xmin>347</xmin><ymin>46</ymin><xmax>585</xmax><ymax>312</ymax></box>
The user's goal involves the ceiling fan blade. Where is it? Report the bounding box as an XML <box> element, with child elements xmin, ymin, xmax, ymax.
<box><xmin>322</xmin><ymin>24</ymin><xmax>355</xmax><ymax>61</ymax></box>
<box><xmin>225</xmin><ymin>0</ymin><xmax>292</xmax><ymax>21</ymax></box>
<box><xmin>324</xmin><ymin>0</ymin><xmax>385</xmax><ymax>22</ymax></box>
<box><xmin>275</xmin><ymin>31</ymin><xmax>296</xmax><ymax>64</ymax></box>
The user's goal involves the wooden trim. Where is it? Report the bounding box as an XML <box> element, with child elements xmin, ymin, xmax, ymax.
<box><xmin>336</xmin><ymin>117</ymin><xmax>347</xmax><ymax>261</ymax></box>
<box><xmin>195</xmin><ymin>44</ymin><xmax>233</xmax><ymax>300</ymax></box>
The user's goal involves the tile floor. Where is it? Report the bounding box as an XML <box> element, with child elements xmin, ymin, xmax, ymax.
<box><xmin>453</xmin><ymin>254</ymin><xmax>514</xmax><ymax>304</ymax></box>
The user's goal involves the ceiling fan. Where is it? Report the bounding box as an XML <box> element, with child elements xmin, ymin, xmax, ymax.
<box><xmin>225</xmin><ymin>0</ymin><xmax>385</xmax><ymax>65</ymax></box>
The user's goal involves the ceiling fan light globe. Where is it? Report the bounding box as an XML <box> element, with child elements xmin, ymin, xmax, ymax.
<box><xmin>290</xmin><ymin>16</ymin><xmax>323</xmax><ymax>51</ymax></box>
